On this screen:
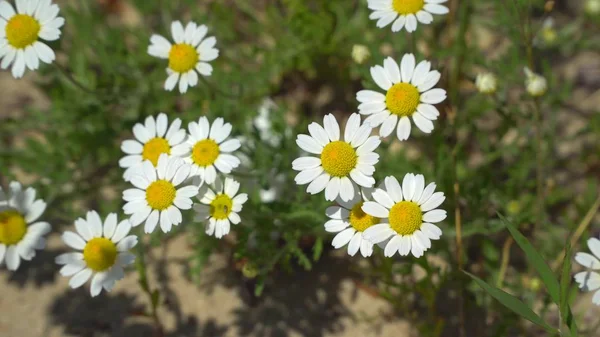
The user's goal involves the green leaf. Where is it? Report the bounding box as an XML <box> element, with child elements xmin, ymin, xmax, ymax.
<box><xmin>559</xmin><ymin>243</ymin><xmax>579</xmax><ymax>337</ymax></box>
<box><xmin>312</xmin><ymin>237</ymin><xmax>323</xmax><ymax>261</ymax></box>
<box><xmin>499</xmin><ymin>213</ymin><xmax>560</xmax><ymax>305</ymax></box>
<box><xmin>465</xmin><ymin>272</ymin><xmax>557</xmax><ymax>333</ymax></box>
<box><xmin>151</xmin><ymin>289</ymin><xmax>161</xmax><ymax>309</ymax></box>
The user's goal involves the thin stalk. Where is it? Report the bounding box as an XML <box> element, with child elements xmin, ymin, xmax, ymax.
<box><xmin>496</xmin><ymin>237</ymin><xmax>514</xmax><ymax>288</ymax></box>
<box><xmin>551</xmin><ymin>194</ymin><xmax>600</xmax><ymax>271</ymax></box>
<box><xmin>135</xmin><ymin>237</ymin><xmax>164</xmax><ymax>337</ymax></box>
<box><xmin>448</xmin><ymin>1</ymin><xmax>471</xmax><ymax>336</ymax></box>
<box><xmin>533</xmin><ymin>98</ymin><xmax>545</xmax><ymax>228</ymax></box>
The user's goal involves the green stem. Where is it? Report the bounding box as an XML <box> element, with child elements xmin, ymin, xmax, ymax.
<box><xmin>135</xmin><ymin>237</ymin><xmax>164</xmax><ymax>337</ymax></box>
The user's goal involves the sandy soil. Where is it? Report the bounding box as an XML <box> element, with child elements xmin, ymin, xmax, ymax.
<box><xmin>0</xmin><ymin>232</ymin><xmax>413</xmax><ymax>337</ymax></box>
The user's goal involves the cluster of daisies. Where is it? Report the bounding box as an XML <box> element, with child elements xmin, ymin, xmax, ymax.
<box><xmin>0</xmin><ymin>0</ymin><xmax>595</xmax><ymax>311</ymax></box>
<box><xmin>0</xmin><ymin>0</ymin><xmax>246</xmax><ymax>297</ymax></box>
<box><xmin>289</xmin><ymin>0</ymin><xmax>452</xmax><ymax>259</ymax></box>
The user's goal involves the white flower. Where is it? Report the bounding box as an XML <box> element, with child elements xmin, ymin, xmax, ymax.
<box><xmin>475</xmin><ymin>72</ymin><xmax>497</xmax><ymax>94</ymax></box>
<box><xmin>253</xmin><ymin>98</ymin><xmax>281</xmax><ymax>147</ymax></box>
<box><xmin>524</xmin><ymin>67</ymin><xmax>547</xmax><ymax>97</ymax></box>
<box><xmin>324</xmin><ymin>188</ymin><xmax>381</xmax><ymax>257</ymax></box>
<box><xmin>123</xmin><ymin>154</ymin><xmax>199</xmax><ymax>234</ymax></box>
<box><xmin>55</xmin><ymin>211</ymin><xmax>137</xmax><ymax>297</ymax></box>
<box><xmin>292</xmin><ymin>113</ymin><xmax>380</xmax><ymax>202</ymax></box>
<box><xmin>147</xmin><ymin>20</ymin><xmax>219</xmax><ymax>94</ymax></box>
<box><xmin>534</xmin><ymin>17</ymin><xmax>557</xmax><ymax>46</ymax></box>
<box><xmin>193</xmin><ymin>177</ymin><xmax>248</xmax><ymax>239</ymax></box>
<box><xmin>351</xmin><ymin>44</ymin><xmax>370</xmax><ymax>64</ymax></box>
<box><xmin>368</xmin><ymin>0</ymin><xmax>449</xmax><ymax>33</ymax></box>
<box><xmin>172</xmin><ymin>116</ymin><xmax>241</xmax><ymax>185</ymax></box>
<box><xmin>357</xmin><ymin>54</ymin><xmax>446</xmax><ymax>141</ymax></box>
<box><xmin>119</xmin><ymin>113</ymin><xmax>187</xmax><ymax>181</ymax></box>
<box><xmin>586</xmin><ymin>0</ymin><xmax>600</xmax><ymax>15</ymax></box>
<box><xmin>362</xmin><ymin>174</ymin><xmax>445</xmax><ymax>258</ymax></box>
<box><xmin>0</xmin><ymin>0</ymin><xmax>64</xmax><ymax>78</ymax></box>
<box><xmin>574</xmin><ymin>237</ymin><xmax>600</xmax><ymax>306</ymax></box>
<box><xmin>0</xmin><ymin>181</ymin><xmax>50</xmax><ymax>270</ymax></box>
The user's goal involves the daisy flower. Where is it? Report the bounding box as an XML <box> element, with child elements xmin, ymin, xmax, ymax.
<box><xmin>574</xmin><ymin>237</ymin><xmax>600</xmax><ymax>306</ymax></box>
<box><xmin>119</xmin><ymin>113</ymin><xmax>187</xmax><ymax>182</ymax></box>
<box><xmin>324</xmin><ymin>188</ymin><xmax>381</xmax><ymax>257</ymax></box>
<box><xmin>0</xmin><ymin>0</ymin><xmax>64</xmax><ymax>78</ymax></box>
<box><xmin>368</xmin><ymin>0</ymin><xmax>449</xmax><ymax>33</ymax></box>
<box><xmin>172</xmin><ymin>116</ymin><xmax>241</xmax><ymax>185</ymax></box>
<box><xmin>292</xmin><ymin>113</ymin><xmax>380</xmax><ymax>202</ymax></box>
<box><xmin>123</xmin><ymin>154</ymin><xmax>199</xmax><ymax>234</ymax></box>
<box><xmin>148</xmin><ymin>20</ymin><xmax>219</xmax><ymax>94</ymax></box>
<box><xmin>193</xmin><ymin>177</ymin><xmax>248</xmax><ymax>239</ymax></box>
<box><xmin>524</xmin><ymin>67</ymin><xmax>547</xmax><ymax>97</ymax></box>
<box><xmin>357</xmin><ymin>55</ymin><xmax>446</xmax><ymax>141</ymax></box>
<box><xmin>475</xmin><ymin>72</ymin><xmax>498</xmax><ymax>94</ymax></box>
<box><xmin>0</xmin><ymin>181</ymin><xmax>50</xmax><ymax>270</ymax></box>
<box><xmin>362</xmin><ymin>174</ymin><xmax>445</xmax><ymax>258</ymax></box>
<box><xmin>55</xmin><ymin>211</ymin><xmax>137</xmax><ymax>297</ymax></box>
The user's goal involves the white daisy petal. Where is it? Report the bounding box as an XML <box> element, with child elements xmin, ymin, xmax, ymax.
<box><xmin>347</xmin><ymin>232</ymin><xmax>362</xmax><ymax>256</ymax></box>
<box><xmin>370</xmin><ymin>65</ymin><xmax>393</xmax><ymax>90</ymax></box>
<box><xmin>306</xmin><ymin>174</ymin><xmax>330</xmax><ymax>195</ymax></box>
<box><xmin>400</xmin><ymin>53</ymin><xmax>416</xmax><ymax>82</ymax></box>
<box><xmin>362</xmin><ymin>201</ymin><xmax>389</xmax><ymax>218</ymax></box>
<box><xmin>384</xmin><ymin>176</ymin><xmax>403</xmax><ymax>202</ymax></box>
<box><xmin>384</xmin><ymin>235</ymin><xmax>403</xmax><ymax>257</ymax></box>
<box><xmin>383</xmin><ymin>57</ymin><xmax>401</xmax><ymax>83</ymax></box>
<box><xmin>575</xmin><ymin>252</ymin><xmax>600</xmax><ymax>269</ymax></box>
<box><xmin>396</xmin><ymin>116</ymin><xmax>411</xmax><ymax>141</ymax></box>
<box><xmin>424</xmin><ymin>3</ymin><xmax>449</xmax><ymax>14</ymax></box>
<box><xmin>423</xmin><ymin>209</ymin><xmax>447</xmax><ymax>223</ymax></box>
<box><xmin>332</xmin><ymin>228</ymin><xmax>356</xmax><ymax>249</ymax></box>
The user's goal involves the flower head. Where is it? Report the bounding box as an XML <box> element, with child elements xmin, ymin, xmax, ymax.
<box><xmin>193</xmin><ymin>177</ymin><xmax>248</xmax><ymax>239</ymax></box>
<box><xmin>119</xmin><ymin>113</ymin><xmax>187</xmax><ymax>181</ymax></box>
<box><xmin>0</xmin><ymin>0</ymin><xmax>64</xmax><ymax>78</ymax></box>
<box><xmin>55</xmin><ymin>211</ymin><xmax>137</xmax><ymax>297</ymax></box>
<box><xmin>123</xmin><ymin>154</ymin><xmax>199</xmax><ymax>234</ymax></box>
<box><xmin>148</xmin><ymin>20</ymin><xmax>219</xmax><ymax>93</ymax></box>
<box><xmin>324</xmin><ymin>188</ymin><xmax>382</xmax><ymax>257</ymax></box>
<box><xmin>357</xmin><ymin>54</ymin><xmax>446</xmax><ymax>141</ymax></box>
<box><xmin>292</xmin><ymin>113</ymin><xmax>380</xmax><ymax>202</ymax></box>
<box><xmin>524</xmin><ymin>67</ymin><xmax>547</xmax><ymax>97</ymax></box>
<box><xmin>475</xmin><ymin>72</ymin><xmax>498</xmax><ymax>94</ymax></box>
<box><xmin>368</xmin><ymin>0</ymin><xmax>449</xmax><ymax>33</ymax></box>
<box><xmin>351</xmin><ymin>44</ymin><xmax>370</xmax><ymax>64</ymax></box>
<box><xmin>0</xmin><ymin>181</ymin><xmax>50</xmax><ymax>270</ymax></box>
<box><xmin>574</xmin><ymin>237</ymin><xmax>600</xmax><ymax>306</ymax></box>
<box><xmin>171</xmin><ymin>116</ymin><xmax>242</xmax><ymax>185</ymax></box>
<box><xmin>362</xmin><ymin>174</ymin><xmax>445</xmax><ymax>258</ymax></box>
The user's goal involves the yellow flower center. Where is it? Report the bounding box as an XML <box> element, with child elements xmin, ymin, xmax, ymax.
<box><xmin>388</xmin><ymin>201</ymin><xmax>423</xmax><ymax>235</ymax></box>
<box><xmin>320</xmin><ymin>141</ymin><xmax>357</xmax><ymax>177</ymax></box>
<box><xmin>349</xmin><ymin>202</ymin><xmax>379</xmax><ymax>232</ymax></box>
<box><xmin>392</xmin><ymin>0</ymin><xmax>425</xmax><ymax>15</ymax></box>
<box><xmin>192</xmin><ymin>139</ymin><xmax>220</xmax><ymax>167</ymax></box>
<box><xmin>168</xmin><ymin>43</ymin><xmax>199</xmax><ymax>73</ymax></box>
<box><xmin>386</xmin><ymin>83</ymin><xmax>421</xmax><ymax>117</ymax></box>
<box><xmin>210</xmin><ymin>194</ymin><xmax>233</xmax><ymax>220</ymax></box>
<box><xmin>0</xmin><ymin>210</ymin><xmax>27</xmax><ymax>245</ymax></box>
<box><xmin>6</xmin><ymin>14</ymin><xmax>41</xmax><ymax>49</ymax></box>
<box><xmin>142</xmin><ymin>137</ymin><xmax>171</xmax><ymax>166</ymax></box>
<box><xmin>83</xmin><ymin>238</ymin><xmax>118</xmax><ymax>272</ymax></box>
<box><xmin>146</xmin><ymin>180</ymin><xmax>176</xmax><ymax>211</ymax></box>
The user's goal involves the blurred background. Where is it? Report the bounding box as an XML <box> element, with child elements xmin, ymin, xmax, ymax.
<box><xmin>0</xmin><ymin>0</ymin><xmax>599</xmax><ymax>336</ymax></box>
